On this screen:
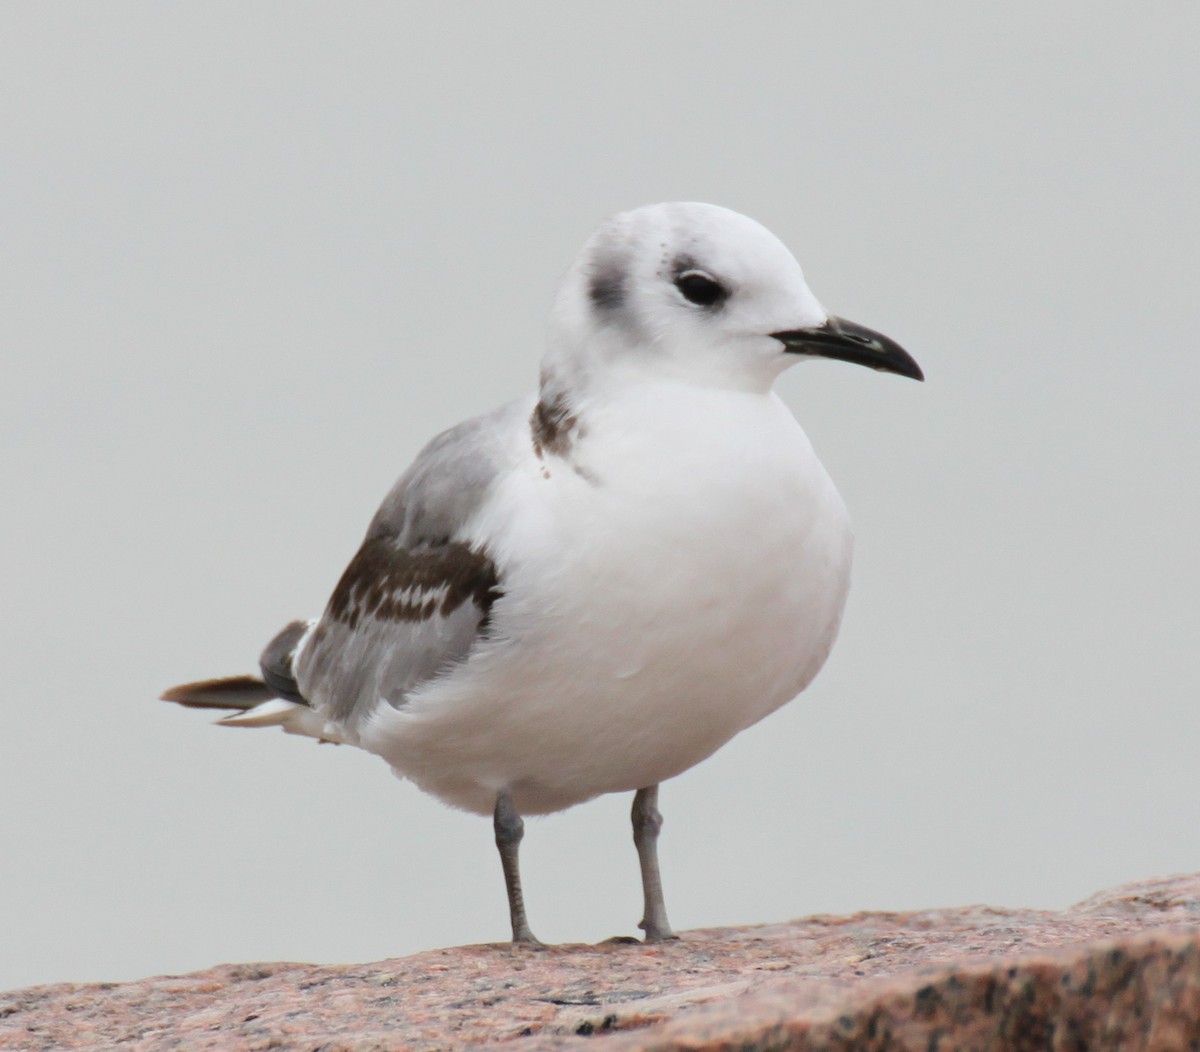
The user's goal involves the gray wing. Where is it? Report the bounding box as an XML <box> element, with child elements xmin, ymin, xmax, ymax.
<box><xmin>296</xmin><ymin>397</ymin><xmax>529</xmax><ymax>728</ymax></box>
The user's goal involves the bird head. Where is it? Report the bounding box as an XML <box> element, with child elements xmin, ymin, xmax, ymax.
<box><xmin>545</xmin><ymin>202</ymin><xmax>922</xmax><ymax>396</ymax></box>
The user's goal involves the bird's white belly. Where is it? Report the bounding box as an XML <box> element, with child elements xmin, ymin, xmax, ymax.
<box><xmin>359</xmin><ymin>392</ymin><xmax>853</xmax><ymax>815</ymax></box>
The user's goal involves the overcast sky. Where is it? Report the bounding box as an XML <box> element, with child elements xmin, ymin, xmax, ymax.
<box><xmin>2</xmin><ymin>3</ymin><xmax>1198</xmax><ymax>992</ymax></box>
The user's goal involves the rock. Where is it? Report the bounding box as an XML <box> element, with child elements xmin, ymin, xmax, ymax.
<box><xmin>3</xmin><ymin>874</ymin><xmax>1199</xmax><ymax>1050</ymax></box>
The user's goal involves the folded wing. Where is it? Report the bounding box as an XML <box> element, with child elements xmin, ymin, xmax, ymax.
<box><xmin>296</xmin><ymin>399</ymin><xmax>524</xmax><ymax>730</ymax></box>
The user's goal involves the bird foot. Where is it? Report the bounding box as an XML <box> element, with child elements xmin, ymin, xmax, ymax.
<box><xmin>638</xmin><ymin>921</ymin><xmax>679</xmax><ymax>943</ymax></box>
<box><xmin>511</xmin><ymin>929</ymin><xmax>546</xmax><ymax>949</ymax></box>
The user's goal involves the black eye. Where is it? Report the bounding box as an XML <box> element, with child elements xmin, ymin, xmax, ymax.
<box><xmin>675</xmin><ymin>270</ymin><xmax>727</xmax><ymax>307</ymax></box>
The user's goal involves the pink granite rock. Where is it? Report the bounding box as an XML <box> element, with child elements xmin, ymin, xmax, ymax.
<box><xmin>3</xmin><ymin>873</ymin><xmax>1198</xmax><ymax>1050</ymax></box>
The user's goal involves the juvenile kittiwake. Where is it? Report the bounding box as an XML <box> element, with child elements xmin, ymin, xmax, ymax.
<box><xmin>163</xmin><ymin>201</ymin><xmax>923</xmax><ymax>945</ymax></box>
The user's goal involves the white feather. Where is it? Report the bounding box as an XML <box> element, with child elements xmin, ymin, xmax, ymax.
<box><xmin>218</xmin><ymin>699</ymin><xmax>344</xmax><ymax>743</ymax></box>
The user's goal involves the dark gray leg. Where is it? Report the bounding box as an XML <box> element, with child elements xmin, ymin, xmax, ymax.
<box><xmin>632</xmin><ymin>785</ymin><xmax>677</xmax><ymax>942</ymax></box>
<box><xmin>494</xmin><ymin>790</ymin><xmax>542</xmax><ymax>946</ymax></box>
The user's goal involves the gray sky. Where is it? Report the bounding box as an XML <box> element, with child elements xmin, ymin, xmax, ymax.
<box><xmin>2</xmin><ymin>3</ymin><xmax>1198</xmax><ymax>992</ymax></box>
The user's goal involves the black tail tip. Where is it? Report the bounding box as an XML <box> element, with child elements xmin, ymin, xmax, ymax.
<box><xmin>160</xmin><ymin>675</ymin><xmax>276</xmax><ymax>711</ymax></box>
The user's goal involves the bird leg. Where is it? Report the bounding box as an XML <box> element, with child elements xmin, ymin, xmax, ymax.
<box><xmin>493</xmin><ymin>790</ymin><xmax>542</xmax><ymax>946</ymax></box>
<box><xmin>632</xmin><ymin>785</ymin><xmax>677</xmax><ymax>942</ymax></box>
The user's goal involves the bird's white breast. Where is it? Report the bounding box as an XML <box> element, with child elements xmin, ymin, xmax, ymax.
<box><xmin>360</xmin><ymin>384</ymin><xmax>853</xmax><ymax>815</ymax></box>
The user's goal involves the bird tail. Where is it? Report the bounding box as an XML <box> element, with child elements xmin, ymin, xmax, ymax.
<box><xmin>160</xmin><ymin>675</ymin><xmax>277</xmax><ymax>710</ymax></box>
<box><xmin>161</xmin><ymin>620</ymin><xmax>344</xmax><ymax>744</ymax></box>
<box><xmin>160</xmin><ymin>675</ymin><xmax>343</xmax><ymax>742</ymax></box>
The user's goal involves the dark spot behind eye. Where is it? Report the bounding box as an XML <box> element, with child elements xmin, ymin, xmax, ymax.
<box><xmin>675</xmin><ymin>270</ymin><xmax>727</xmax><ymax>307</ymax></box>
<box><xmin>589</xmin><ymin>263</ymin><xmax>625</xmax><ymax>311</ymax></box>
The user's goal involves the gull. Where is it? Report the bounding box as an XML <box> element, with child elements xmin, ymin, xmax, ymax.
<box><xmin>163</xmin><ymin>202</ymin><xmax>922</xmax><ymax>945</ymax></box>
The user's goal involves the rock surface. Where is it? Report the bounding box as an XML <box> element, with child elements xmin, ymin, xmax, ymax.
<box><xmin>3</xmin><ymin>874</ymin><xmax>1199</xmax><ymax>1051</ymax></box>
